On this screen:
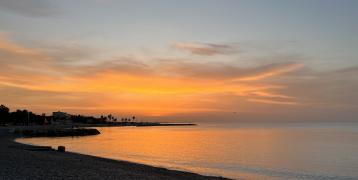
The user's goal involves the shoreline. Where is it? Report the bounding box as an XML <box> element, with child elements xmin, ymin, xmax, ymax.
<box><xmin>0</xmin><ymin>128</ymin><xmax>232</xmax><ymax>180</ymax></box>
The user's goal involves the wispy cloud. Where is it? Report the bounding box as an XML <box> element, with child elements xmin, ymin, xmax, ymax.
<box><xmin>1</xmin><ymin>35</ymin><xmax>358</xmax><ymax>120</ymax></box>
<box><xmin>159</xmin><ymin>61</ymin><xmax>304</xmax><ymax>81</ymax></box>
<box><xmin>173</xmin><ymin>42</ymin><xmax>235</xmax><ymax>56</ymax></box>
<box><xmin>248</xmin><ymin>98</ymin><xmax>299</xmax><ymax>105</ymax></box>
<box><xmin>0</xmin><ymin>36</ymin><xmax>44</xmax><ymax>57</ymax></box>
<box><xmin>249</xmin><ymin>91</ymin><xmax>296</xmax><ymax>99</ymax></box>
<box><xmin>0</xmin><ymin>36</ymin><xmax>296</xmax><ymax>115</ymax></box>
<box><xmin>0</xmin><ymin>36</ymin><xmax>303</xmax><ymax>110</ymax></box>
<box><xmin>233</xmin><ymin>63</ymin><xmax>305</xmax><ymax>81</ymax></box>
<box><xmin>0</xmin><ymin>0</ymin><xmax>60</xmax><ymax>17</ymax></box>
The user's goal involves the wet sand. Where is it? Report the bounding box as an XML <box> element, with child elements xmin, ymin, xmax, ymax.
<box><xmin>0</xmin><ymin>128</ymin><xmax>231</xmax><ymax>180</ymax></box>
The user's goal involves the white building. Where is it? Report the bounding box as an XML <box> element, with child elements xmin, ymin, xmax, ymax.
<box><xmin>52</xmin><ymin>111</ymin><xmax>72</xmax><ymax>125</ymax></box>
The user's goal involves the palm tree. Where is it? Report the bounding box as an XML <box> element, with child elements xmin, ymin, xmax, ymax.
<box><xmin>108</xmin><ymin>114</ymin><xmax>113</xmax><ymax>122</ymax></box>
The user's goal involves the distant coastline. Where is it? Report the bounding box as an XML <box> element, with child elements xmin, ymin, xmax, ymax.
<box><xmin>11</xmin><ymin>122</ymin><xmax>197</xmax><ymax>138</ymax></box>
<box><xmin>0</xmin><ymin>104</ymin><xmax>196</xmax><ymax>130</ymax></box>
<box><xmin>78</xmin><ymin>122</ymin><xmax>197</xmax><ymax>127</ymax></box>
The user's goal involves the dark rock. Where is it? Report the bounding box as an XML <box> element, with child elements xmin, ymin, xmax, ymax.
<box><xmin>18</xmin><ymin>128</ymin><xmax>100</xmax><ymax>137</ymax></box>
<box><xmin>24</xmin><ymin>146</ymin><xmax>53</xmax><ymax>151</ymax></box>
<box><xmin>57</xmin><ymin>146</ymin><xmax>66</xmax><ymax>152</ymax></box>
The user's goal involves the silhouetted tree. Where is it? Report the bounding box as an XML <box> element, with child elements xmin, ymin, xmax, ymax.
<box><xmin>0</xmin><ymin>104</ymin><xmax>10</xmax><ymax>125</ymax></box>
<box><xmin>11</xmin><ymin>109</ymin><xmax>28</xmax><ymax>125</ymax></box>
<box><xmin>108</xmin><ymin>114</ymin><xmax>113</xmax><ymax>122</ymax></box>
<box><xmin>1</xmin><ymin>105</ymin><xmax>126</xmax><ymax>126</ymax></box>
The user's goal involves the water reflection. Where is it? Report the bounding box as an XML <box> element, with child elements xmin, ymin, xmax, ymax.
<box><xmin>17</xmin><ymin>123</ymin><xmax>358</xmax><ymax>179</ymax></box>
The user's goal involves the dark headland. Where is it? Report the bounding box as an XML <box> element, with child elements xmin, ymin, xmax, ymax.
<box><xmin>0</xmin><ymin>128</ymin><xmax>232</xmax><ymax>180</ymax></box>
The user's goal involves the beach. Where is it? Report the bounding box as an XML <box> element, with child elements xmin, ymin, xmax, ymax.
<box><xmin>0</xmin><ymin>128</ymin><xmax>230</xmax><ymax>180</ymax></box>
<box><xmin>14</xmin><ymin>123</ymin><xmax>358</xmax><ymax>179</ymax></box>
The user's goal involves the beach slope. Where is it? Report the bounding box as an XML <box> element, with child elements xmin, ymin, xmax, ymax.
<box><xmin>0</xmin><ymin>128</ymin><xmax>230</xmax><ymax>180</ymax></box>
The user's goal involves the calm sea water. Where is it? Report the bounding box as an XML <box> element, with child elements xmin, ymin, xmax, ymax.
<box><xmin>16</xmin><ymin>122</ymin><xmax>358</xmax><ymax>180</ymax></box>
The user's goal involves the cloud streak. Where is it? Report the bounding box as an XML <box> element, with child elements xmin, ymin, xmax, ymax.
<box><xmin>233</xmin><ymin>63</ymin><xmax>305</xmax><ymax>81</ymax></box>
<box><xmin>159</xmin><ymin>61</ymin><xmax>304</xmax><ymax>81</ymax></box>
<box><xmin>173</xmin><ymin>42</ymin><xmax>235</xmax><ymax>56</ymax></box>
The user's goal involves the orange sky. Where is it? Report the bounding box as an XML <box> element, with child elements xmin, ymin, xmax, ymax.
<box><xmin>0</xmin><ymin>34</ymin><xmax>357</xmax><ymax>122</ymax></box>
<box><xmin>0</xmin><ymin>35</ymin><xmax>309</xmax><ymax>117</ymax></box>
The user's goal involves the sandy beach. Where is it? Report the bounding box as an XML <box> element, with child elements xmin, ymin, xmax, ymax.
<box><xmin>0</xmin><ymin>128</ymin><xmax>230</xmax><ymax>180</ymax></box>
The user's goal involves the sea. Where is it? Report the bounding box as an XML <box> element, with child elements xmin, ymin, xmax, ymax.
<box><xmin>16</xmin><ymin>122</ymin><xmax>358</xmax><ymax>180</ymax></box>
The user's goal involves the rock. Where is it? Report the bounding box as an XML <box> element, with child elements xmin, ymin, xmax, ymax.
<box><xmin>18</xmin><ymin>128</ymin><xmax>101</xmax><ymax>137</ymax></box>
<box><xmin>58</xmin><ymin>146</ymin><xmax>66</xmax><ymax>152</ymax></box>
<box><xmin>24</xmin><ymin>146</ymin><xmax>53</xmax><ymax>151</ymax></box>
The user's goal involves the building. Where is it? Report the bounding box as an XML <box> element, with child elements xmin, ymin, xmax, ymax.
<box><xmin>52</xmin><ymin>111</ymin><xmax>72</xmax><ymax>125</ymax></box>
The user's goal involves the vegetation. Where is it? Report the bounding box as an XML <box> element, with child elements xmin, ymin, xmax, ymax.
<box><xmin>0</xmin><ymin>104</ymin><xmax>46</xmax><ymax>126</ymax></box>
<box><xmin>0</xmin><ymin>104</ymin><xmax>137</xmax><ymax>126</ymax></box>
<box><xmin>71</xmin><ymin>114</ymin><xmax>107</xmax><ymax>124</ymax></box>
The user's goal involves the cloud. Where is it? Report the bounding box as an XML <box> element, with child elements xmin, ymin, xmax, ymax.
<box><xmin>233</xmin><ymin>63</ymin><xmax>305</xmax><ymax>81</ymax></box>
<box><xmin>1</xmin><ymin>35</ymin><xmax>358</xmax><ymax>120</ymax></box>
<box><xmin>267</xmin><ymin>64</ymin><xmax>358</xmax><ymax>112</ymax></box>
<box><xmin>0</xmin><ymin>36</ymin><xmax>44</xmax><ymax>57</ymax></box>
<box><xmin>43</xmin><ymin>43</ymin><xmax>103</xmax><ymax>65</ymax></box>
<box><xmin>249</xmin><ymin>91</ymin><xmax>296</xmax><ymax>99</ymax></box>
<box><xmin>0</xmin><ymin>0</ymin><xmax>59</xmax><ymax>17</ymax></box>
<box><xmin>248</xmin><ymin>98</ymin><xmax>299</xmax><ymax>105</ymax></box>
<box><xmin>159</xmin><ymin>61</ymin><xmax>304</xmax><ymax>81</ymax></box>
<box><xmin>60</xmin><ymin>57</ymin><xmax>153</xmax><ymax>80</ymax></box>
<box><xmin>0</xmin><ymin>36</ymin><xmax>305</xmax><ymax>113</ymax></box>
<box><xmin>0</xmin><ymin>35</ymin><xmax>58</xmax><ymax>75</ymax></box>
<box><xmin>334</xmin><ymin>66</ymin><xmax>358</xmax><ymax>74</ymax></box>
<box><xmin>173</xmin><ymin>42</ymin><xmax>235</xmax><ymax>56</ymax></box>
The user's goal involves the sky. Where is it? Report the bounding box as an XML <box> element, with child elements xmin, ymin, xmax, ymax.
<box><xmin>0</xmin><ymin>0</ymin><xmax>357</xmax><ymax>122</ymax></box>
